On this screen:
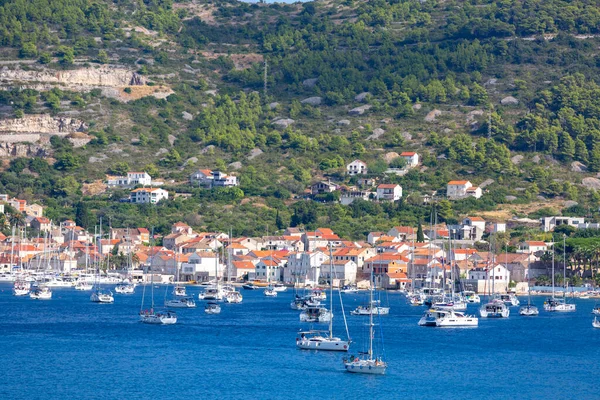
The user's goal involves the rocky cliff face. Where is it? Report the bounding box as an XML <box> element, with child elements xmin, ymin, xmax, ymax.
<box><xmin>0</xmin><ymin>115</ymin><xmax>87</xmax><ymax>144</ymax></box>
<box><xmin>0</xmin><ymin>142</ymin><xmax>47</xmax><ymax>157</ymax></box>
<box><xmin>0</xmin><ymin>65</ymin><xmax>146</xmax><ymax>88</ymax></box>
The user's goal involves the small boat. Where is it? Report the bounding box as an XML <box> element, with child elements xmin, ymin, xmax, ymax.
<box><xmin>498</xmin><ymin>293</ymin><xmax>520</xmax><ymax>307</ymax></box>
<box><xmin>140</xmin><ymin>309</ymin><xmax>177</xmax><ymax>325</ymax></box>
<box><xmin>205</xmin><ymin>302</ymin><xmax>221</xmax><ymax>314</ymax></box>
<box><xmin>479</xmin><ymin>299</ymin><xmax>510</xmax><ymax>318</ymax></box>
<box><xmin>593</xmin><ymin>317</ymin><xmax>600</xmax><ymax>329</ymax></box>
<box><xmin>224</xmin><ymin>291</ymin><xmax>243</xmax><ymax>303</ymax></box>
<box><xmin>45</xmin><ymin>277</ymin><xmax>76</xmax><ymax>287</ymax></box>
<box><xmin>165</xmin><ymin>297</ymin><xmax>196</xmax><ymax>308</ymax></box>
<box><xmin>408</xmin><ymin>294</ymin><xmax>424</xmax><ymax>306</ymax></box>
<box><xmin>242</xmin><ymin>283</ymin><xmax>258</xmax><ymax>290</ymax></box>
<box><xmin>340</xmin><ymin>285</ymin><xmax>359</xmax><ymax>294</ymax></box>
<box><xmin>418</xmin><ymin>308</ymin><xmax>478</xmax><ymax>327</ymax></box>
<box><xmin>463</xmin><ymin>291</ymin><xmax>481</xmax><ymax>304</ymax></box>
<box><xmin>13</xmin><ymin>280</ymin><xmax>31</xmax><ymax>296</ymax></box>
<box><xmin>173</xmin><ymin>285</ymin><xmax>187</xmax><ymax>297</ymax></box>
<box><xmin>300</xmin><ymin>306</ymin><xmax>332</xmax><ymax>323</ymax></box>
<box><xmin>273</xmin><ymin>283</ymin><xmax>287</xmax><ymax>292</ymax></box>
<box><xmin>75</xmin><ymin>280</ymin><xmax>93</xmax><ymax>291</ymax></box>
<box><xmin>264</xmin><ymin>286</ymin><xmax>278</xmax><ymax>297</ymax></box>
<box><xmin>519</xmin><ymin>305</ymin><xmax>539</xmax><ymax>316</ymax></box>
<box><xmin>433</xmin><ymin>299</ymin><xmax>467</xmax><ymax>311</ymax></box>
<box><xmin>310</xmin><ymin>289</ymin><xmax>326</xmax><ymax>301</ymax></box>
<box><xmin>592</xmin><ymin>306</ymin><xmax>600</xmax><ymax>316</ymax></box>
<box><xmin>350</xmin><ymin>300</ymin><xmax>390</xmax><ymax>316</ymax></box>
<box><xmin>90</xmin><ymin>288</ymin><xmax>114</xmax><ymax>303</ymax></box>
<box><xmin>544</xmin><ymin>298</ymin><xmax>576</xmax><ymax>312</ymax></box>
<box><xmin>199</xmin><ymin>286</ymin><xmax>225</xmax><ymax>301</ymax></box>
<box><xmin>29</xmin><ymin>286</ymin><xmax>52</xmax><ymax>300</ymax></box>
<box><xmin>115</xmin><ymin>283</ymin><xmax>135</xmax><ymax>294</ymax></box>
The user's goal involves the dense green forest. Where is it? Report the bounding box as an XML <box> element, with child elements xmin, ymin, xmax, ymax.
<box><xmin>1</xmin><ymin>0</ymin><xmax>600</xmax><ymax>240</ymax></box>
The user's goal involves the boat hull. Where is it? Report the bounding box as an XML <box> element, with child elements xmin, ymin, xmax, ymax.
<box><xmin>344</xmin><ymin>360</ymin><xmax>386</xmax><ymax>375</ymax></box>
<box><xmin>296</xmin><ymin>337</ymin><xmax>349</xmax><ymax>351</ymax></box>
<box><xmin>519</xmin><ymin>306</ymin><xmax>539</xmax><ymax>316</ymax></box>
<box><xmin>165</xmin><ymin>299</ymin><xmax>196</xmax><ymax>308</ymax></box>
<box><xmin>140</xmin><ymin>313</ymin><xmax>177</xmax><ymax>325</ymax></box>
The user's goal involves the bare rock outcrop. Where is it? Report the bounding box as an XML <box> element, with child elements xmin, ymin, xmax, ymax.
<box><xmin>0</xmin><ymin>115</ymin><xmax>87</xmax><ymax>143</ymax></box>
<box><xmin>0</xmin><ymin>66</ymin><xmax>145</xmax><ymax>88</ymax></box>
<box><xmin>0</xmin><ymin>142</ymin><xmax>47</xmax><ymax>157</ymax></box>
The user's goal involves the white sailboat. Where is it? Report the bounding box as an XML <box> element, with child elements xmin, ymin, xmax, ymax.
<box><xmin>90</xmin><ymin>224</ymin><xmax>114</xmax><ymax>304</ymax></box>
<box><xmin>199</xmin><ymin>252</ymin><xmax>224</xmax><ymax>301</ymax></box>
<box><xmin>165</xmin><ymin>248</ymin><xmax>196</xmax><ymax>308</ymax></box>
<box><xmin>205</xmin><ymin>301</ymin><xmax>221</xmax><ymax>314</ymax></box>
<box><xmin>479</xmin><ymin>249</ymin><xmax>509</xmax><ymax>318</ymax></box>
<box><xmin>29</xmin><ymin>285</ymin><xmax>52</xmax><ymax>300</ymax></box>
<box><xmin>593</xmin><ymin>317</ymin><xmax>600</xmax><ymax>328</ymax></box>
<box><xmin>544</xmin><ymin>241</ymin><xmax>576</xmax><ymax>312</ymax></box>
<box><xmin>297</xmin><ymin>246</ymin><xmax>351</xmax><ymax>351</ymax></box>
<box><xmin>343</xmin><ymin>265</ymin><xmax>387</xmax><ymax>375</ymax></box>
<box><xmin>519</xmin><ymin>256</ymin><xmax>539</xmax><ymax>316</ymax></box>
<box><xmin>140</xmin><ymin>233</ymin><xmax>177</xmax><ymax>325</ymax></box>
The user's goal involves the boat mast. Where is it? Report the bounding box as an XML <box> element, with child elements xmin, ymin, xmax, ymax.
<box><xmin>328</xmin><ymin>244</ymin><xmax>333</xmax><ymax>339</ymax></box>
<box><xmin>551</xmin><ymin>242</ymin><xmax>555</xmax><ymax>300</ymax></box>
<box><xmin>369</xmin><ymin>254</ymin><xmax>374</xmax><ymax>362</ymax></box>
<box><xmin>563</xmin><ymin>234</ymin><xmax>567</xmax><ymax>299</ymax></box>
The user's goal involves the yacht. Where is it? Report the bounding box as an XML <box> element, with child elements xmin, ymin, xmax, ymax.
<box><xmin>75</xmin><ymin>280</ymin><xmax>93</xmax><ymax>291</ymax></box>
<box><xmin>592</xmin><ymin>306</ymin><xmax>600</xmax><ymax>316</ymax></box>
<box><xmin>45</xmin><ymin>277</ymin><xmax>76</xmax><ymax>287</ymax></box>
<box><xmin>544</xmin><ymin>297</ymin><xmax>576</xmax><ymax>312</ymax></box>
<box><xmin>205</xmin><ymin>302</ymin><xmax>221</xmax><ymax>314</ymax></box>
<box><xmin>463</xmin><ymin>291</ymin><xmax>481</xmax><ymax>303</ymax></box>
<box><xmin>199</xmin><ymin>286</ymin><xmax>225</xmax><ymax>301</ymax></box>
<box><xmin>498</xmin><ymin>293</ymin><xmax>520</xmax><ymax>307</ymax></box>
<box><xmin>433</xmin><ymin>297</ymin><xmax>467</xmax><ymax>311</ymax></box>
<box><xmin>140</xmin><ymin>309</ymin><xmax>177</xmax><ymax>325</ymax></box>
<box><xmin>273</xmin><ymin>283</ymin><xmax>287</xmax><ymax>292</ymax></box>
<box><xmin>242</xmin><ymin>283</ymin><xmax>259</xmax><ymax>290</ymax></box>
<box><xmin>519</xmin><ymin>305</ymin><xmax>539</xmax><ymax>316</ymax></box>
<box><xmin>29</xmin><ymin>286</ymin><xmax>52</xmax><ymax>300</ymax></box>
<box><xmin>173</xmin><ymin>285</ymin><xmax>187</xmax><ymax>297</ymax></box>
<box><xmin>310</xmin><ymin>289</ymin><xmax>327</xmax><ymax>301</ymax></box>
<box><xmin>91</xmin><ymin>288</ymin><xmax>115</xmax><ymax>303</ymax></box>
<box><xmin>593</xmin><ymin>317</ymin><xmax>600</xmax><ymax>329</ymax></box>
<box><xmin>165</xmin><ymin>297</ymin><xmax>196</xmax><ymax>308</ymax></box>
<box><xmin>340</xmin><ymin>285</ymin><xmax>359</xmax><ymax>294</ymax></box>
<box><xmin>115</xmin><ymin>282</ymin><xmax>135</xmax><ymax>294</ymax></box>
<box><xmin>408</xmin><ymin>293</ymin><xmax>425</xmax><ymax>306</ymax></box>
<box><xmin>224</xmin><ymin>291</ymin><xmax>243</xmax><ymax>303</ymax></box>
<box><xmin>479</xmin><ymin>299</ymin><xmax>510</xmax><ymax>318</ymax></box>
<box><xmin>418</xmin><ymin>308</ymin><xmax>478</xmax><ymax>327</ymax></box>
<box><xmin>300</xmin><ymin>306</ymin><xmax>332</xmax><ymax>323</ymax></box>
<box><xmin>296</xmin><ymin>330</ymin><xmax>350</xmax><ymax>351</ymax></box>
<box><xmin>350</xmin><ymin>301</ymin><xmax>390</xmax><ymax>316</ymax></box>
<box><xmin>13</xmin><ymin>280</ymin><xmax>31</xmax><ymax>296</ymax></box>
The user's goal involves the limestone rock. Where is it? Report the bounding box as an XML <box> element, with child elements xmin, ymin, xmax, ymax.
<box><xmin>229</xmin><ymin>161</ymin><xmax>242</xmax><ymax>170</ymax></box>
<box><xmin>337</xmin><ymin>120</ymin><xmax>351</xmax><ymax>126</ymax></box>
<box><xmin>182</xmin><ymin>111</ymin><xmax>193</xmax><ymax>121</ymax></box>
<box><xmin>425</xmin><ymin>109</ymin><xmax>442</xmax><ymax>122</ymax></box>
<box><xmin>248</xmin><ymin>147</ymin><xmax>263</xmax><ymax>160</ymax></box>
<box><xmin>383</xmin><ymin>152</ymin><xmax>400</xmax><ymax>163</ymax></box>
<box><xmin>505</xmin><ymin>195</ymin><xmax>517</xmax><ymax>201</ymax></box>
<box><xmin>501</xmin><ymin>96</ymin><xmax>519</xmax><ymax>105</ymax></box>
<box><xmin>168</xmin><ymin>135</ymin><xmax>176</xmax><ymax>146</ymax></box>
<box><xmin>0</xmin><ymin>66</ymin><xmax>145</xmax><ymax>88</ymax></box>
<box><xmin>155</xmin><ymin>148</ymin><xmax>168</xmax><ymax>156</ymax></box>
<box><xmin>571</xmin><ymin>161</ymin><xmax>587</xmax><ymax>172</ymax></box>
<box><xmin>564</xmin><ymin>200</ymin><xmax>579</xmax><ymax>208</ymax></box>
<box><xmin>272</xmin><ymin>118</ymin><xmax>295</xmax><ymax>129</ymax></box>
<box><xmin>367</xmin><ymin>128</ymin><xmax>385</xmax><ymax>141</ymax></box>
<box><xmin>303</xmin><ymin>78</ymin><xmax>318</xmax><ymax>88</ymax></box>
<box><xmin>269</xmin><ymin>102</ymin><xmax>279</xmax><ymax>110</ymax></box>
<box><xmin>354</xmin><ymin>92</ymin><xmax>371</xmax><ymax>102</ymax></box>
<box><xmin>349</xmin><ymin>105</ymin><xmax>371</xmax><ymax>115</ymax></box>
<box><xmin>532</xmin><ymin>155</ymin><xmax>540</xmax><ymax>163</ymax></box>
<box><xmin>511</xmin><ymin>155</ymin><xmax>523</xmax><ymax>165</ymax></box>
<box><xmin>301</xmin><ymin>96</ymin><xmax>322</xmax><ymax>106</ymax></box>
<box><xmin>582</xmin><ymin>177</ymin><xmax>600</xmax><ymax>190</ymax></box>
<box><xmin>200</xmin><ymin>145</ymin><xmax>215</xmax><ymax>154</ymax></box>
<box><xmin>480</xmin><ymin>179</ymin><xmax>494</xmax><ymax>188</ymax></box>
<box><xmin>413</xmin><ymin>103</ymin><xmax>422</xmax><ymax>111</ymax></box>
<box><xmin>0</xmin><ymin>142</ymin><xmax>46</xmax><ymax>158</ymax></box>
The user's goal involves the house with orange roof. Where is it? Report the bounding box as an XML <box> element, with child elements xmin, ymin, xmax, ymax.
<box><xmin>227</xmin><ymin>242</ymin><xmax>250</xmax><ymax>256</ymax></box>
<box><xmin>367</xmin><ymin>232</ymin><xmax>385</xmax><ymax>245</ymax></box>
<box><xmin>302</xmin><ymin>229</ymin><xmax>342</xmax><ymax>251</ymax></box>
<box><xmin>376</xmin><ymin>184</ymin><xmax>402</xmax><ymax>201</ymax></box>
<box><xmin>231</xmin><ymin>260</ymin><xmax>256</xmax><ymax>281</ymax></box>
<box><xmin>387</xmin><ymin>226</ymin><xmax>417</xmax><ymax>241</ymax></box>
<box><xmin>452</xmin><ymin>248</ymin><xmax>478</xmax><ymax>261</ymax></box>
<box><xmin>163</xmin><ymin>232</ymin><xmax>195</xmax><ymax>250</ymax></box>
<box><xmin>400</xmin><ymin>151</ymin><xmax>419</xmax><ymax>168</ymax></box>
<box><xmin>129</xmin><ymin>187</ymin><xmax>168</xmax><ymax>204</ymax></box>
<box><xmin>262</xmin><ymin>236</ymin><xmax>304</xmax><ymax>252</ymax></box>
<box><xmin>447</xmin><ymin>180</ymin><xmax>482</xmax><ymax>200</ymax></box>
<box><xmin>190</xmin><ymin>169</ymin><xmax>214</xmax><ymax>186</ymax></box>
<box><xmin>363</xmin><ymin>253</ymin><xmax>409</xmax><ymax>277</ymax></box>
<box><xmin>517</xmin><ymin>241</ymin><xmax>548</xmax><ymax>254</ymax></box>
<box><xmin>320</xmin><ymin>259</ymin><xmax>358</xmax><ymax>285</ymax></box>
<box><xmin>283</xmin><ymin>250</ymin><xmax>327</xmax><ymax>285</ymax></box>
<box><xmin>180</xmin><ymin>251</ymin><xmax>222</xmax><ymax>282</ymax></box>
<box><xmin>31</xmin><ymin>217</ymin><xmax>52</xmax><ymax>232</ymax></box>
<box><xmin>255</xmin><ymin>258</ymin><xmax>281</xmax><ymax>282</ymax></box>
<box><xmin>333</xmin><ymin>247</ymin><xmax>377</xmax><ymax>271</ymax></box>
<box><xmin>384</xmin><ymin>271</ymin><xmax>410</xmax><ymax>289</ymax></box>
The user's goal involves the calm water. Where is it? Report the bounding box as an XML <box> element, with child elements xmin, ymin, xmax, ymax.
<box><xmin>1</xmin><ymin>283</ymin><xmax>599</xmax><ymax>400</ymax></box>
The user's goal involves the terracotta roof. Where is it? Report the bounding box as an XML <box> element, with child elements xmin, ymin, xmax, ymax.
<box><xmin>448</xmin><ymin>180</ymin><xmax>470</xmax><ymax>185</ymax></box>
<box><xmin>466</xmin><ymin>216</ymin><xmax>485</xmax><ymax>221</ymax></box>
<box><xmin>260</xmin><ymin>259</ymin><xmax>278</xmax><ymax>267</ymax></box>
<box><xmin>526</xmin><ymin>241</ymin><xmax>547</xmax><ymax>246</ymax></box>
<box><xmin>232</xmin><ymin>260</ymin><xmax>255</xmax><ymax>270</ymax></box>
<box><xmin>400</xmin><ymin>152</ymin><xmax>416</xmax><ymax>156</ymax></box>
<box><xmin>378</xmin><ymin>184</ymin><xmax>399</xmax><ymax>189</ymax></box>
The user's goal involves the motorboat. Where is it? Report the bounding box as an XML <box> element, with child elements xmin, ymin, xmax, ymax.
<box><xmin>173</xmin><ymin>285</ymin><xmax>187</xmax><ymax>297</ymax></box>
<box><xmin>479</xmin><ymin>299</ymin><xmax>510</xmax><ymax>318</ymax></box>
<box><xmin>498</xmin><ymin>293</ymin><xmax>520</xmax><ymax>307</ymax></box>
<box><xmin>224</xmin><ymin>291</ymin><xmax>243</xmax><ymax>303</ymax></box>
<box><xmin>242</xmin><ymin>283</ymin><xmax>259</xmax><ymax>290</ymax></box>
<box><xmin>75</xmin><ymin>280</ymin><xmax>93</xmax><ymax>291</ymax></box>
<box><xmin>463</xmin><ymin>291</ymin><xmax>481</xmax><ymax>303</ymax></box>
<box><xmin>350</xmin><ymin>301</ymin><xmax>390</xmax><ymax>316</ymax></box>
<box><xmin>519</xmin><ymin>305</ymin><xmax>539</xmax><ymax>316</ymax></box>
<box><xmin>300</xmin><ymin>306</ymin><xmax>332</xmax><ymax>323</ymax></box>
<box><xmin>0</xmin><ymin>273</ymin><xmax>16</xmax><ymax>282</ymax></box>
<box><xmin>340</xmin><ymin>285</ymin><xmax>359</xmax><ymax>294</ymax></box>
<box><xmin>91</xmin><ymin>288</ymin><xmax>114</xmax><ymax>303</ymax></box>
<box><xmin>544</xmin><ymin>297</ymin><xmax>576</xmax><ymax>312</ymax></box>
<box><xmin>165</xmin><ymin>297</ymin><xmax>196</xmax><ymax>308</ymax></box>
<box><xmin>13</xmin><ymin>280</ymin><xmax>31</xmax><ymax>296</ymax></box>
<box><xmin>29</xmin><ymin>286</ymin><xmax>52</xmax><ymax>300</ymax></box>
<box><xmin>205</xmin><ymin>302</ymin><xmax>221</xmax><ymax>314</ymax></box>
<box><xmin>592</xmin><ymin>306</ymin><xmax>600</xmax><ymax>316</ymax></box>
<box><xmin>199</xmin><ymin>286</ymin><xmax>225</xmax><ymax>301</ymax></box>
<box><xmin>408</xmin><ymin>293</ymin><xmax>424</xmax><ymax>306</ymax></box>
<box><xmin>433</xmin><ymin>298</ymin><xmax>467</xmax><ymax>311</ymax></box>
<box><xmin>45</xmin><ymin>277</ymin><xmax>76</xmax><ymax>287</ymax></box>
<box><xmin>418</xmin><ymin>308</ymin><xmax>478</xmax><ymax>327</ymax></box>
<box><xmin>593</xmin><ymin>317</ymin><xmax>600</xmax><ymax>328</ymax></box>
<box><xmin>264</xmin><ymin>286</ymin><xmax>278</xmax><ymax>297</ymax></box>
<box><xmin>296</xmin><ymin>331</ymin><xmax>350</xmax><ymax>351</ymax></box>
<box><xmin>273</xmin><ymin>283</ymin><xmax>287</xmax><ymax>292</ymax></box>
<box><xmin>140</xmin><ymin>309</ymin><xmax>177</xmax><ymax>325</ymax></box>
<box><xmin>115</xmin><ymin>282</ymin><xmax>135</xmax><ymax>294</ymax></box>
<box><xmin>310</xmin><ymin>289</ymin><xmax>327</xmax><ymax>301</ymax></box>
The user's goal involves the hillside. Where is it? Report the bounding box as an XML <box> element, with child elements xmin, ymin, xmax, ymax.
<box><xmin>1</xmin><ymin>0</ymin><xmax>600</xmax><ymax>238</ymax></box>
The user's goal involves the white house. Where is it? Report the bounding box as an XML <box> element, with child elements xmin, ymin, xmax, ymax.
<box><xmin>320</xmin><ymin>260</ymin><xmax>358</xmax><ymax>286</ymax></box>
<box><xmin>340</xmin><ymin>191</ymin><xmax>371</xmax><ymax>205</ymax></box>
<box><xmin>211</xmin><ymin>171</ymin><xmax>238</xmax><ymax>187</ymax></box>
<box><xmin>311</xmin><ymin>181</ymin><xmax>337</xmax><ymax>195</ymax></box>
<box><xmin>376</xmin><ymin>184</ymin><xmax>402</xmax><ymax>201</ymax></box>
<box><xmin>517</xmin><ymin>241</ymin><xmax>548</xmax><ymax>254</ymax></box>
<box><xmin>284</xmin><ymin>251</ymin><xmax>327</xmax><ymax>285</ymax></box>
<box><xmin>129</xmin><ymin>188</ymin><xmax>169</xmax><ymax>204</ymax></box>
<box><xmin>255</xmin><ymin>259</ymin><xmax>281</xmax><ymax>282</ymax></box>
<box><xmin>190</xmin><ymin>169</ymin><xmax>214</xmax><ymax>186</ymax></box>
<box><xmin>400</xmin><ymin>152</ymin><xmax>419</xmax><ymax>168</ymax></box>
<box><xmin>540</xmin><ymin>216</ymin><xmax>585</xmax><ymax>232</ymax></box>
<box><xmin>180</xmin><ymin>252</ymin><xmax>223</xmax><ymax>282</ymax></box>
<box><xmin>466</xmin><ymin>264</ymin><xmax>510</xmax><ymax>293</ymax></box>
<box><xmin>447</xmin><ymin>180</ymin><xmax>482</xmax><ymax>200</ymax></box>
<box><xmin>346</xmin><ymin>159</ymin><xmax>368</xmax><ymax>175</ymax></box>
<box><xmin>107</xmin><ymin>172</ymin><xmax>152</xmax><ymax>187</ymax></box>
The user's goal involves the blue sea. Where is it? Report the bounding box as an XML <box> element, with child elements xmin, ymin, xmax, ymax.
<box><xmin>1</xmin><ymin>283</ymin><xmax>599</xmax><ymax>400</ymax></box>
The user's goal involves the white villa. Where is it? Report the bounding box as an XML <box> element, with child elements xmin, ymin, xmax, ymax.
<box><xmin>107</xmin><ymin>172</ymin><xmax>153</xmax><ymax>188</ymax></box>
<box><xmin>376</xmin><ymin>184</ymin><xmax>402</xmax><ymax>201</ymax></box>
<box><xmin>346</xmin><ymin>159</ymin><xmax>368</xmax><ymax>175</ymax></box>
<box><xmin>400</xmin><ymin>152</ymin><xmax>419</xmax><ymax>168</ymax></box>
<box><xmin>129</xmin><ymin>188</ymin><xmax>169</xmax><ymax>204</ymax></box>
<box><xmin>447</xmin><ymin>180</ymin><xmax>482</xmax><ymax>200</ymax></box>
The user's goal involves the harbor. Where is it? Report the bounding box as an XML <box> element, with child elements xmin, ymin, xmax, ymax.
<box><xmin>1</xmin><ymin>282</ymin><xmax>599</xmax><ymax>399</ymax></box>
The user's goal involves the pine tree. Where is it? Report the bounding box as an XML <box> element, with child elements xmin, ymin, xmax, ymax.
<box><xmin>75</xmin><ymin>202</ymin><xmax>91</xmax><ymax>229</ymax></box>
<box><xmin>275</xmin><ymin>210</ymin><xmax>284</xmax><ymax>230</ymax></box>
<box><xmin>416</xmin><ymin>221</ymin><xmax>425</xmax><ymax>243</ymax></box>
<box><xmin>557</xmin><ymin>130</ymin><xmax>575</xmax><ymax>161</ymax></box>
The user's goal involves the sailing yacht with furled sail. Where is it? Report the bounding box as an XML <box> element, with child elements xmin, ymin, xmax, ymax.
<box><xmin>480</xmin><ymin>248</ymin><xmax>509</xmax><ymax>318</ymax></box>
<box><xmin>140</xmin><ymin>231</ymin><xmax>177</xmax><ymax>325</ymax></box>
<box><xmin>165</xmin><ymin>247</ymin><xmax>196</xmax><ymax>308</ymax></box>
<box><xmin>90</xmin><ymin>223</ymin><xmax>114</xmax><ymax>304</ymax></box>
<box><xmin>199</xmin><ymin>252</ymin><xmax>225</xmax><ymax>301</ymax></box>
<box><xmin>544</xmin><ymin>240</ymin><xmax>576</xmax><ymax>312</ymax></box>
<box><xmin>343</xmin><ymin>263</ymin><xmax>387</xmax><ymax>374</ymax></box>
<box><xmin>519</xmin><ymin>255</ymin><xmax>539</xmax><ymax>316</ymax></box>
<box><xmin>297</xmin><ymin>245</ymin><xmax>350</xmax><ymax>351</ymax></box>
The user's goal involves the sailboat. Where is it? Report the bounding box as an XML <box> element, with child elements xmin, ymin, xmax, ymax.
<box><xmin>297</xmin><ymin>245</ymin><xmax>351</xmax><ymax>351</ymax></box>
<box><xmin>90</xmin><ymin>224</ymin><xmax>114</xmax><ymax>304</ymax></box>
<box><xmin>593</xmin><ymin>317</ymin><xmax>600</xmax><ymax>328</ymax></box>
<box><xmin>30</xmin><ymin>285</ymin><xmax>52</xmax><ymax>300</ymax></box>
<box><xmin>343</xmin><ymin>262</ymin><xmax>387</xmax><ymax>374</ymax></box>
<box><xmin>544</xmin><ymin>240</ymin><xmax>576</xmax><ymax>312</ymax></box>
<box><xmin>165</xmin><ymin>247</ymin><xmax>196</xmax><ymax>308</ymax></box>
<box><xmin>519</xmin><ymin>255</ymin><xmax>539</xmax><ymax>316</ymax></box>
<box><xmin>13</xmin><ymin>228</ymin><xmax>31</xmax><ymax>296</ymax></box>
<box><xmin>199</xmin><ymin>252</ymin><xmax>224</xmax><ymax>301</ymax></box>
<box><xmin>479</xmin><ymin>245</ymin><xmax>509</xmax><ymax>318</ymax></box>
<box><xmin>433</xmin><ymin>235</ymin><xmax>467</xmax><ymax>311</ymax></box>
<box><xmin>115</xmin><ymin>230</ymin><xmax>136</xmax><ymax>294</ymax></box>
<box><xmin>140</xmin><ymin>232</ymin><xmax>177</xmax><ymax>325</ymax></box>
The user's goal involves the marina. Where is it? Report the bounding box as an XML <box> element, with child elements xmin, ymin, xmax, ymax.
<box><xmin>1</xmin><ymin>283</ymin><xmax>599</xmax><ymax>399</ymax></box>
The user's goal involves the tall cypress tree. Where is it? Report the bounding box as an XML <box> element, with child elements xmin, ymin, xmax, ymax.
<box><xmin>75</xmin><ymin>201</ymin><xmax>90</xmax><ymax>229</ymax></box>
<box><xmin>416</xmin><ymin>220</ymin><xmax>425</xmax><ymax>243</ymax></box>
